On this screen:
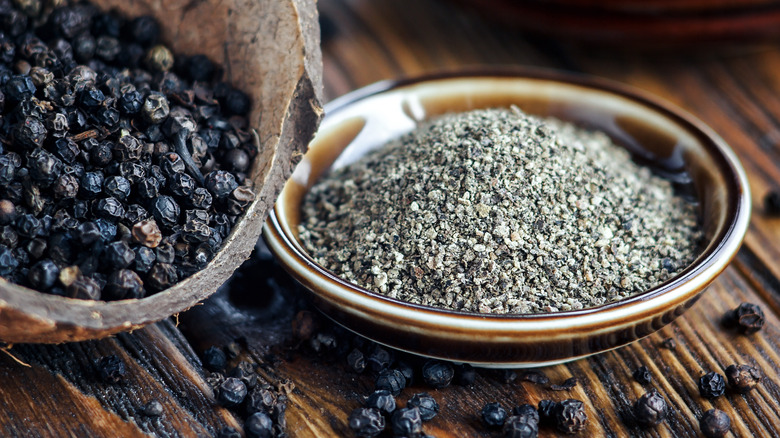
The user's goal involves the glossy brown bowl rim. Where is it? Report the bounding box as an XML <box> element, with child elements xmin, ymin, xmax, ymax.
<box><xmin>266</xmin><ymin>68</ymin><xmax>750</xmax><ymax>326</ymax></box>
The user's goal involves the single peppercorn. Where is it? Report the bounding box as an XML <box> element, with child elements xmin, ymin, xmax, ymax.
<box><xmin>349</xmin><ymin>407</ymin><xmax>385</xmax><ymax>437</ymax></box>
<box><xmin>27</xmin><ymin>147</ymin><xmax>61</xmax><ymax>185</ymax></box>
<box><xmin>202</xmin><ymin>346</ymin><xmax>227</xmax><ymax>372</ymax></box>
<box><xmin>53</xmin><ymin>138</ymin><xmax>79</xmax><ymax>163</ymax></box>
<box><xmin>633</xmin><ymin>366</ymin><xmax>652</xmax><ymax>385</ymax></box>
<box><xmin>143</xmin><ymin>93</ymin><xmax>170</xmax><ymax>124</ymax></box>
<box><xmin>217</xmin><ymin>377</ymin><xmax>247</xmax><ymax>407</ymax></box>
<box><xmin>146</xmin><ymin>262</ymin><xmax>177</xmax><ymax>291</ymax></box>
<box><xmin>95</xmin><ymin>197</ymin><xmax>126</xmax><ymax>222</ymax></box>
<box><xmin>375</xmin><ymin>368</ymin><xmax>406</xmax><ymax>396</ymax></box>
<box><xmin>80</xmin><ymin>172</ymin><xmax>105</xmax><ymax>199</ymax></box>
<box><xmin>764</xmin><ymin>190</ymin><xmax>780</xmax><ymax>216</ymax></box>
<box><xmin>698</xmin><ymin>372</ymin><xmax>726</xmax><ymax>399</ymax></box>
<box><xmin>245</xmin><ymin>411</ymin><xmax>273</xmax><ymax>438</ymax></box>
<box><xmin>27</xmin><ymin>259</ymin><xmax>59</xmax><ymax>290</ymax></box>
<box><xmin>408</xmin><ymin>393</ymin><xmax>438</xmax><ymax>421</ymax></box>
<box><xmin>4</xmin><ymin>74</ymin><xmax>35</xmax><ymax>103</ymax></box>
<box><xmin>104</xmin><ymin>241</ymin><xmax>135</xmax><ymax>269</ymax></box>
<box><xmin>104</xmin><ymin>269</ymin><xmax>144</xmax><ymax>300</ymax></box>
<box><xmin>391</xmin><ymin>407</ymin><xmax>422</xmax><ymax>437</ymax></box>
<box><xmin>725</xmin><ymin>364</ymin><xmax>761</xmax><ymax>393</ymax></box>
<box><xmin>169</xmin><ymin>172</ymin><xmax>195</xmax><ymax>197</ymax></box>
<box><xmin>228</xmin><ymin>362</ymin><xmax>258</xmax><ymax>389</ymax></box>
<box><xmin>132</xmin><ymin>220</ymin><xmax>162</xmax><ymax>248</ymax></box>
<box><xmin>482</xmin><ymin>402</ymin><xmax>508</xmax><ymax>428</ymax></box>
<box><xmin>555</xmin><ymin>399</ymin><xmax>587</xmax><ymax>434</ymax></box>
<box><xmin>89</xmin><ymin>142</ymin><xmax>113</xmax><ymax>167</ymax></box>
<box><xmin>700</xmin><ymin>409</ymin><xmax>731</xmax><ymax>438</ymax></box>
<box><xmin>365</xmin><ymin>389</ymin><xmax>396</xmax><ymax>415</ymax></box>
<box><xmin>422</xmin><ymin>360</ymin><xmax>454</xmax><ymax>389</ymax></box>
<box><xmin>134</xmin><ymin>246</ymin><xmax>155</xmax><ymax>273</ymax></box>
<box><xmin>136</xmin><ymin>177</ymin><xmax>160</xmax><ymax>199</ymax></box>
<box><xmin>204</xmin><ymin>170</ymin><xmax>238</xmax><ymax>199</ymax></box>
<box><xmin>634</xmin><ymin>390</ymin><xmax>666</xmax><ymax>428</ymax></box>
<box><xmin>145</xmin><ymin>45</ymin><xmax>173</xmax><ymax>72</ymax></box>
<box><xmin>723</xmin><ymin>302</ymin><xmax>765</xmax><ymax>334</ymax></box>
<box><xmin>128</xmin><ymin>16</ymin><xmax>160</xmax><ymax>47</ymax></box>
<box><xmin>16</xmin><ymin>214</ymin><xmax>42</xmax><ymax>238</ymax></box>
<box><xmin>221</xmin><ymin>87</ymin><xmax>251</xmax><ymax>116</ymax></box>
<box><xmin>155</xmin><ymin>243</ymin><xmax>175</xmax><ymax>264</ymax></box>
<box><xmin>347</xmin><ymin>348</ymin><xmax>366</xmax><ymax>373</ymax></box>
<box><xmin>512</xmin><ymin>405</ymin><xmax>540</xmax><ymax>425</ymax></box>
<box><xmin>103</xmin><ymin>176</ymin><xmax>131</xmax><ymax>201</ymax></box>
<box><xmin>97</xmin><ymin>355</ymin><xmax>126</xmax><ymax>383</ymax></box>
<box><xmin>151</xmin><ymin>195</ymin><xmax>180</xmax><ymax>229</ymax></box>
<box><xmin>0</xmin><ymin>200</ymin><xmax>17</xmax><ymax>225</ymax></box>
<box><xmin>503</xmin><ymin>415</ymin><xmax>539</xmax><ymax>438</ymax></box>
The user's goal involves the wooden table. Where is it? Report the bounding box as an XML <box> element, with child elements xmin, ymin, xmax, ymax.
<box><xmin>3</xmin><ymin>0</ymin><xmax>780</xmax><ymax>436</ymax></box>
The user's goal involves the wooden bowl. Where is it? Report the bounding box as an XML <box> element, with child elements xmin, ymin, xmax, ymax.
<box><xmin>264</xmin><ymin>70</ymin><xmax>751</xmax><ymax>367</ymax></box>
<box><xmin>0</xmin><ymin>0</ymin><xmax>323</xmax><ymax>343</ymax></box>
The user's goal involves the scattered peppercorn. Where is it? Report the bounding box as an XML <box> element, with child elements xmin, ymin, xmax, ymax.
<box><xmin>550</xmin><ymin>377</ymin><xmax>578</xmax><ymax>391</ymax></box>
<box><xmin>634</xmin><ymin>390</ymin><xmax>667</xmax><ymax>428</ymax></box>
<box><xmin>216</xmin><ymin>426</ymin><xmax>241</xmax><ymax>438</ymax></box>
<box><xmin>555</xmin><ymin>399</ymin><xmax>587</xmax><ymax>434</ymax></box>
<box><xmin>375</xmin><ymin>368</ymin><xmax>406</xmax><ymax>396</ymax></box>
<box><xmin>245</xmin><ymin>411</ymin><xmax>274</xmax><ymax>438</ymax></box>
<box><xmin>97</xmin><ymin>354</ymin><xmax>126</xmax><ymax>384</ymax></box>
<box><xmin>482</xmin><ymin>402</ymin><xmax>508</xmax><ymax>428</ymax></box>
<box><xmin>348</xmin><ymin>407</ymin><xmax>385</xmax><ymax>437</ymax></box>
<box><xmin>633</xmin><ymin>366</ymin><xmax>652</xmax><ymax>385</ymax></box>
<box><xmin>366</xmin><ymin>345</ymin><xmax>393</xmax><ymax>373</ymax></box>
<box><xmin>503</xmin><ymin>415</ymin><xmax>539</xmax><ymax>438</ymax></box>
<box><xmin>698</xmin><ymin>372</ymin><xmax>726</xmax><ymax>399</ymax></box>
<box><xmin>347</xmin><ymin>348</ymin><xmax>366</xmax><ymax>373</ymax></box>
<box><xmin>519</xmin><ymin>370</ymin><xmax>550</xmax><ymax>386</ymax></box>
<box><xmin>407</xmin><ymin>393</ymin><xmax>438</xmax><ymax>421</ymax></box>
<box><xmin>722</xmin><ymin>302</ymin><xmax>765</xmax><ymax>334</ymax></box>
<box><xmin>365</xmin><ymin>389</ymin><xmax>396</xmax><ymax>415</ymax></box>
<box><xmin>422</xmin><ymin>360</ymin><xmax>454</xmax><ymax>389</ymax></box>
<box><xmin>391</xmin><ymin>407</ymin><xmax>423</xmax><ymax>437</ymax></box>
<box><xmin>537</xmin><ymin>400</ymin><xmax>557</xmax><ymax>426</ymax></box>
<box><xmin>700</xmin><ymin>409</ymin><xmax>731</xmax><ymax>438</ymax></box>
<box><xmin>217</xmin><ymin>377</ymin><xmax>248</xmax><ymax>407</ymax></box>
<box><xmin>763</xmin><ymin>190</ymin><xmax>780</xmax><ymax>216</ymax></box>
<box><xmin>202</xmin><ymin>346</ymin><xmax>227</xmax><ymax>372</ymax></box>
<box><xmin>725</xmin><ymin>364</ymin><xmax>761</xmax><ymax>393</ymax></box>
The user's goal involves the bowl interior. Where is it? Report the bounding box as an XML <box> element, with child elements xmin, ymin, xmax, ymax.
<box><xmin>276</xmin><ymin>74</ymin><xmax>737</xmax><ymax>315</ymax></box>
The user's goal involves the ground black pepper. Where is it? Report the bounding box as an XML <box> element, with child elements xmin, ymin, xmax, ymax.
<box><xmin>0</xmin><ymin>0</ymin><xmax>257</xmax><ymax>301</ymax></box>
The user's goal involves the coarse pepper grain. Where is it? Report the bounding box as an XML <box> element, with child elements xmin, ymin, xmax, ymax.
<box><xmin>299</xmin><ymin>107</ymin><xmax>702</xmax><ymax>313</ymax></box>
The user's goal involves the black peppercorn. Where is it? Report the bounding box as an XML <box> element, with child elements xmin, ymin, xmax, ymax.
<box><xmin>407</xmin><ymin>392</ymin><xmax>438</xmax><ymax>421</ymax></box>
<box><xmin>0</xmin><ymin>245</ymin><xmax>18</xmax><ymax>276</ymax></box>
<box><xmin>390</xmin><ymin>407</ymin><xmax>422</xmax><ymax>437</ymax></box>
<box><xmin>168</xmin><ymin>172</ymin><xmax>195</xmax><ymax>197</ymax></box>
<box><xmin>119</xmin><ymin>162</ymin><xmax>146</xmax><ymax>184</ymax></box>
<box><xmin>221</xmin><ymin>87</ymin><xmax>251</xmax><ymax>116</ymax></box>
<box><xmin>124</xmin><ymin>205</ymin><xmax>148</xmax><ymax>225</ymax></box>
<box><xmin>27</xmin><ymin>259</ymin><xmax>59</xmax><ymax>290</ymax></box>
<box><xmin>347</xmin><ymin>348</ymin><xmax>366</xmax><ymax>373</ymax></box>
<box><xmin>698</xmin><ymin>372</ymin><xmax>726</xmax><ymax>399</ymax></box>
<box><xmin>104</xmin><ymin>241</ymin><xmax>135</xmax><ymax>269</ymax></box>
<box><xmin>375</xmin><ymin>368</ymin><xmax>406</xmax><ymax>396</ymax></box>
<box><xmin>0</xmin><ymin>200</ymin><xmax>17</xmax><ymax>225</ymax></box>
<box><xmin>151</xmin><ymin>195</ymin><xmax>180</xmax><ymax>229</ymax></box>
<box><xmin>725</xmin><ymin>364</ymin><xmax>761</xmax><ymax>393</ymax></box>
<box><xmin>16</xmin><ymin>213</ymin><xmax>42</xmax><ymax>238</ymax></box>
<box><xmin>512</xmin><ymin>404</ymin><xmax>540</xmax><ymax>424</ymax></box>
<box><xmin>216</xmin><ymin>426</ymin><xmax>240</xmax><ymax>438</ymax></box>
<box><xmin>160</xmin><ymin>152</ymin><xmax>185</xmax><ymax>176</ymax></box>
<box><xmin>89</xmin><ymin>142</ymin><xmax>113</xmax><ymax>167</ymax></box>
<box><xmin>95</xmin><ymin>36</ymin><xmax>120</xmax><ymax>61</ymax></box>
<box><xmin>155</xmin><ymin>243</ymin><xmax>175</xmax><ymax>264</ymax></box>
<box><xmin>228</xmin><ymin>362</ymin><xmax>258</xmax><ymax>389</ymax></box>
<box><xmin>202</xmin><ymin>345</ymin><xmax>227</xmax><ymax>372</ymax></box>
<box><xmin>503</xmin><ymin>416</ymin><xmax>538</xmax><ymax>438</ymax></box>
<box><xmin>128</xmin><ymin>16</ymin><xmax>161</xmax><ymax>48</ymax></box>
<box><xmin>204</xmin><ymin>170</ymin><xmax>238</xmax><ymax>199</ymax></box>
<box><xmin>245</xmin><ymin>411</ymin><xmax>273</xmax><ymax>438</ymax></box>
<box><xmin>349</xmin><ymin>407</ymin><xmax>385</xmax><ymax>437</ymax></box>
<box><xmin>224</xmin><ymin>148</ymin><xmax>250</xmax><ymax>173</ymax></box>
<box><xmin>79</xmin><ymin>86</ymin><xmax>105</xmax><ymax>108</ymax></box>
<box><xmin>0</xmin><ymin>155</ymin><xmax>17</xmax><ymax>186</ymax></box>
<box><xmin>0</xmin><ymin>226</ymin><xmax>18</xmax><ymax>249</ymax></box>
<box><xmin>27</xmin><ymin>148</ymin><xmax>61</xmax><ymax>185</ymax></box>
<box><xmin>188</xmin><ymin>187</ymin><xmax>212</xmax><ymax>210</ymax></box>
<box><xmin>633</xmin><ymin>366</ymin><xmax>652</xmax><ymax>385</ymax></box>
<box><xmin>217</xmin><ymin>377</ymin><xmax>247</xmax><ymax>407</ymax></box>
<box><xmin>53</xmin><ymin>174</ymin><xmax>79</xmax><ymax>199</ymax></box>
<box><xmin>700</xmin><ymin>409</ymin><xmax>731</xmax><ymax>438</ymax></box>
<box><xmin>103</xmin><ymin>176</ymin><xmax>131</xmax><ymax>200</ymax></box>
<box><xmin>93</xmin><ymin>218</ymin><xmax>117</xmax><ymax>242</ymax></box>
<box><xmin>482</xmin><ymin>403</ymin><xmax>508</xmax><ymax>427</ymax></box>
<box><xmin>104</xmin><ymin>269</ymin><xmax>144</xmax><ymax>300</ymax></box>
<box><xmin>98</xmin><ymin>355</ymin><xmax>126</xmax><ymax>384</ymax></box>
<box><xmin>554</xmin><ymin>399</ymin><xmax>587</xmax><ymax>434</ymax></box>
<box><xmin>136</xmin><ymin>177</ymin><xmax>160</xmax><ymax>199</ymax></box>
<box><xmin>422</xmin><ymin>360</ymin><xmax>454</xmax><ymax>389</ymax></box>
<box><xmin>142</xmin><ymin>93</ymin><xmax>169</xmax><ymax>124</ymax></box>
<box><xmin>53</xmin><ymin>138</ymin><xmax>79</xmax><ymax>164</ymax></box>
<box><xmin>764</xmin><ymin>190</ymin><xmax>780</xmax><ymax>216</ymax></box>
<box><xmin>80</xmin><ymin>172</ymin><xmax>105</xmax><ymax>199</ymax></box>
<box><xmin>365</xmin><ymin>389</ymin><xmax>395</xmax><ymax>415</ymax></box>
<box><xmin>634</xmin><ymin>390</ymin><xmax>666</xmax><ymax>428</ymax></box>
<box><xmin>4</xmin><ymin>74</ymin><xmax>35</xmax><ymax>103</ymax></box>
<box><xmin>118</xmin><ymin>88</ymin><xmax>143</xmax><ymax>114</ymax></box>
<box><xmin>723</xmin><ymin>302</ymin><xmax>765</xmax><ymax>334</ymax></box>
<box><xmin>94</xmin><ymin>197</ymin><xmax>125</xmax><ymax>222</ymax></box>
<box><xmin>146</xmin><ymin>262</ymin><xmax>177</xmax><ymax>291</ymax></box>
<box><xmin>134</xmin><ymin>246</ymin><xmax>155</xmax><ymax>273</ymax></box>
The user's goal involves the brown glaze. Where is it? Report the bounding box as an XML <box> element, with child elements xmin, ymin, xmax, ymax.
<box><xmin>264</xmin><ymin>70</ymin><xmax>750</xmax><ymax>366</ymax></box>
<box><xmin>0</xmin><ymin>0</ymin><xmax>324</xmax><ymax>344</ymax></box>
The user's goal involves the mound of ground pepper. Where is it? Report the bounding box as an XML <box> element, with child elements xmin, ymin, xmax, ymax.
<box><xmin>299</xmin><ymin>107</ymin><xmax>701</xmax><ymax>314</ymax></box>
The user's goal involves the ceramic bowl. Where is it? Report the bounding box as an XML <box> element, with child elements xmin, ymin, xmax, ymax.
<box><xmin>263</xmin><ymin>70</ymin><xmax>751</xmax><ymax>367</ymax></box>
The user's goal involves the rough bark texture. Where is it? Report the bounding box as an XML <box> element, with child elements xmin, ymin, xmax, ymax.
<box><xmin>0</xmin><ymin>0</ymin><xmax>324</xmax><ymax>343</ymax></box>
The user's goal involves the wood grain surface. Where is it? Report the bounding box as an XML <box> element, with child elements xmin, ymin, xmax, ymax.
<box><xmin>3</xmin><ymin>0</ymin><xmax>780</xmax><ymax>436</ymax></box>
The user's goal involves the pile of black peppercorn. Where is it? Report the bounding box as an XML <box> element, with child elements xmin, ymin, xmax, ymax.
<box><xmin>0</xmin><ymin>0</ymin><xmax>257</xmax><ymax>300</ymax></box>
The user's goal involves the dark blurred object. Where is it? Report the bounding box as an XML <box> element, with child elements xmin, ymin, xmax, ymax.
<box><xmin>449</xmin><ymin>0</ymin><xmax>780</xmax><ymax>44</ymax></box>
